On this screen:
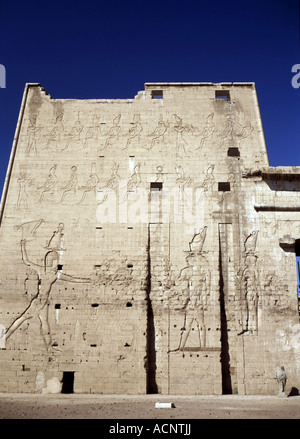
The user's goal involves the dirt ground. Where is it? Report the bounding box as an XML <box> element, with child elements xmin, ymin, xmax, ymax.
<box><xmin>0</xmin><ymin>393</ymin><xmax>299</xmax><ymax>419</ymax></box>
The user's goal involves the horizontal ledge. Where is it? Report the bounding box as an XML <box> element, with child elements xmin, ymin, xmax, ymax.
<box><xmin>145</xmin><ymin>82</ymin><xmax>255</xmax><ymax>87</ymax></box>
<box><xmin>254</xmin><ymin>205</ymin><xmax>300</xmax><ymax>212</ymax></box>
<box><xmin>178</xmin><ymin>347</ymin><xmax>221</xmax><ymax>352</ymax></box>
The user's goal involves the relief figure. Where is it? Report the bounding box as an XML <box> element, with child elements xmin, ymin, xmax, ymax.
<box><xmin>77</xmin><ymin>164</ymin><xmax>99</xmax><ymax>204</ymax></box>
<box><xmin>45</xmin><ymin>113</ymin><xmax>64</xmax><ymax>149</ymax></box>
<box><xmin>219</xmin><ymin>114</ymin><xmax>234</xmax><ymax>145</ymax></box>
<box><xmin>37</xmin><ymin>165</ymin><xmax>58</xmax><ymax>203</ymax></box>
<box><xmin>104</xmin><ymin>115</ymin><xmax>121</xmax><ymax>148</ymax></box>
<box><xmin>124</xmin><ymin>114</ymin><xmax>143</xmax><ymax>149</ymax></box>
<box><xmin>83</xmin><ymin>115</ymin><xmax>101</xmax><ymax>149</ymax></box>
<box><xmin>63</xmin><ymin>118</ymin><xmax>83</xmax><ymax>151</ymax></box>
<box><xmin>174</xmin><ymin>115</ymin><xmax>189</xmax><ymax>156</ymax></box>
<box><xmin>175</xmin><ymin>165</ymin><xmax>192</xmax><ymax>189</ymax></box>
<box><xmin>127</xmin><ymin>163</ymin><xmax>142</xmax><ymax>190</ymax></box>
<box><xmin>235</xmin><ymin>119</ymin><xmax>254</xmax><ymax>145</ymax></box>
<box><xmin>26</xmin><ymin>117</ymin><xmax>40</xmax><ymax>154</ymax></box>
<box><xmin>59</xmin><ymin>166</ymin><xmax>78</xmax><ymax>202</ymax></box>
<box><xmin>17</xmin><ymin>172</ymin><xmax>34</xmax><ymax>210</ymax></box>
<box><xmin>178</xmin><ymin>253</ymin><xmax>209</xmax><ymax>350</ymax></box>
<box><xmin>4</xmin><ymin>237</ymin><xmax>90</xmax><ymax>352</ymax></box>
<box><xmin>243</xmin><ymin>254</ymin><xmax>259</xmax><ymax>333</ymax></box>
<box><xmin>146</xmin><ymin>115</ymin><xmax>168</xmax><ymax>149</ymax></box>
<box><xmin>196</xmin><ymin>113</ymin><xmax>215</xmax><ymax>149</ymax></box>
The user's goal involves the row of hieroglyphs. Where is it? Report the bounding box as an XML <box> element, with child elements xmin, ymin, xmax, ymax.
<box><xmin>24</xmin><ymin>111</ymin><xmax>254</xmax><ymax>154</ymax></box>
<box><xmin>16</xmin><ymin>162</ymin><xmax>218</xmax><ymax>208</ymax></box>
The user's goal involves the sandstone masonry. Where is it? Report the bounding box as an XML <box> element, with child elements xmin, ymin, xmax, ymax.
<box><xmin>0</xmin><ymin>82</ymin><xmax>299</xmax><ymax>395</ymax></box>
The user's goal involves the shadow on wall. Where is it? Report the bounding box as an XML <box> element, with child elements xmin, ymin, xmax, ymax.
<box><xmin>288</xmin><ymin>387</ymin><xmax>299</xmax><ymax>397</ymax></box>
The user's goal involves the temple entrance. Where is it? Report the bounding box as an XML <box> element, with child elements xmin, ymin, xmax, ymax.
<box><xmin>61</xmin><ymin>371</ymin><xmax>74</xmax><ymax>394</ymax></box>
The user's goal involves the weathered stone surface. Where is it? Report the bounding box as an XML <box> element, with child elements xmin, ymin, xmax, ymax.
<box><xmin>0</xmin><ymin>82</ymin><xmax>299</xmax><ymax>395</ymax></box>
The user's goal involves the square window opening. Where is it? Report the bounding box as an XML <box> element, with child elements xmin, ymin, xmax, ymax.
<box><xmin>215</xmin><ymin>90</ymin><xmax>230</xmax><ymax>102</ymax></box>
<box><xmin>151</xmin><ymin>90</ymin><xmax>163</xmax><ymax>100</ymax></box>
<box><xmin>150</xmin><ymin>182</ymin><xmax>163</xmax><ymax>192</ymax></box>
<box><xmin>218</xmin><ymin>182</ymin><xmax>231</xmax><ymax>192</ymax></box>
<box><xmin>227</xmin><ymin>147</ymin><xmax>240</xmax><ymax>157</ymax></box>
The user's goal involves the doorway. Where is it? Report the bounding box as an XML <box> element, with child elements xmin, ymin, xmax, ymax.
<box><xmin>61</xmin><ymin>371</ymin><xmax>74</xmax><ymax>393</ymax></box>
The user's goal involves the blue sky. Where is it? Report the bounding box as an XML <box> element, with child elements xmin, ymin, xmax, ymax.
<box><xmin>0</xmin><ymin>0</ymin><xmax>299</xmax><ymax>196</ymax></box>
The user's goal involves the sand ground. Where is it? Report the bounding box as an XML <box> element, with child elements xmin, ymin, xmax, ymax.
<box><xmin>0</xmin><ymin>393</ymin><xmax>299</xmax><ymax>419</ymax></box>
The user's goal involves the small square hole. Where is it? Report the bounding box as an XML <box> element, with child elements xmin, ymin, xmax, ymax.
<box><xmin>218</xmin><ymin>182</ymin><xmax>231</xmax><ymax>192</ymax></box>
<box><xmin>215</xmin><ymin>90</ymin><xmax>230</xmax><ymax>102</ymax></box>
<box><xmin>151</xmin><ymin>90</ymin><xmax>163</xmax><ymax>99</ymax></box>
<box><xmin>227</xmin><ymin>147</ymin><xmax>240</xmax><ymax>157</ymax></box>
<box><xmin>150</xmin><ymin>182</ymin><xmax>163</xmax><ymax>191</ymax></box>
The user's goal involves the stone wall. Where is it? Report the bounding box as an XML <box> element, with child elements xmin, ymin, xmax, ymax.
<box><xmin>0</xmin><ymin>83</ymin><xmax>299</xmax><ymax>394</ymax></box>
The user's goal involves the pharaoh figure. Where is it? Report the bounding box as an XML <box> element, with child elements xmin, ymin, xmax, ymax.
<box><xmin>197</xmin><ymin>113</ymin><xmax>215</xmax><ymax>149</ymax></box>
<box><xmin>45</xmin><ymin>113</ymin><xmax>64</xmax><ymax>149</ymax></box>
<box><xmin>105</xmin><ymin>115</ymin><xmax>121</xmax><ymax>147</ymax></box>
<box><xmin>243</xmin><ymin>254</ymin><xmax>259</xmax><ymax>332</ymax></box>
<box><xmin>125</xmin><ymin>114</ymin><xmax>143</xmax><ymax>149</ymax></box>
<box><xmin>77</xmin><ymin>163</ymin><xmax>99</xmax><ymax>204</ymax></box>
<box><xmin>38</xmin><ymin>165</ymin><xmax>58</xmax><ymax>203</ymax></box>
<box><xmin>178</xmin><ymin>252</ymin><xmax>210</xmax><ymax>350</ymax></box>
<box><xmin>165</xmin><ymin>229</ymin><xmax>210</xmax><ymax>350</ymax></box>
<box><xmin>59</xmin><ymin>166</ymin><xmax>78</xmax><ymax>202</ymax></box>
<box><xmin>26</xmin><ymin>116</ymin><xmax>40</xmax><ymax>154</ymax></box>
<box><xmin>174</xmin><ymin>114</ymin><xmax>189</xmax><ymax>156</ymax></box>
<box><xmin>237</xmin><ymin>230</ymin><xmax>260</xmax><ymax>333</ymax></box>
<box><xmin>4</xmin><ymin>237</ymin><xmax>90</xmax><ymax>352</ymax></box>
<box><xmin>147</xmin><ymin>115</ymin><xmax>168</xmax><ymax>148</ymax></box>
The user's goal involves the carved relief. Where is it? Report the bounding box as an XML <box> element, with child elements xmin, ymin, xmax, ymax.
<box><xmin>236</xmin><ymin>231</ymin><xmax>260</xmax><ymax>334</ymax></box>
<box><xmin>198</xmin><ymin>165</ymin><xmax>215</xmax><ymax>192</ymax></box>
<box><xmin>59</xmin><ymin>166</ymin><xmax>78</xmax><ymax>202</ymax></box>
<box><xmin>63</xmin><ymin>116</ymin><xmax>84</xmax><ymax>151</ymax></box>
<box><xmin>219</xmin><ymin>114</ymin><xmax>253</xmax><ymax>146</ymax></box>
<box><xmin>4</xmin><ymin>227</ymin><xmax>90</xmax><ymax>352</ymax></box>
<box><xmin>244</xmin><ymin>230</ymin><xmax>259</xmax><ymax>255</ymax></box>
<box><xmin>15</xmin><ymin>218</ymin><xmax>44</xmax><ymax>240</ymax></box>
<box><xmin>16</xmin><ymin>172</ymin><xmax>34</xmax><ymax>210</ymax></box>
<box><xmin>165</xmin><ymin>229</ymin><xmax>210</xmax><ymax>350</ymax></box>
<box><xmin>127</xmin><ymin>163</ymin><xmax>142</xmax><ymax>190</ymax></box>
<box><xmin>77</xmin><ymin>163</ymin><xmax>99</xmax><ymax>204</ymax></box>
<box><xmin>174</xmin><ymin>115</ymin><xmax>189</xmax><ymax>156</ymax></box>
<box><xmin>147</xmin><ymin>115</ymin><xmax>168</xmax><ymax>149</ymax></box>
<box><xmin>99</xmin><ymin>163</ymin><xmax>120</xmax><ymax>191</ymax></box>
<box><xmin>189</xmin><ymin>226</ymin><xmax>207</xmax><ymax>252</ymax></box>
<box><xmin>262</xmin><ymin>272</ymin><xmax>289</xmax><ymax>310</ymax></box>
<box><xmin>104</xmin><ymin>115</ymin><xmax>121</xmax><ymax>148</ymax></box>
<box><xmin>175</xmin><ymin>165</ymin><xmax>192</xmax><ymax>189</ymax></box>
<box><xmin>243</xmin><ymin>254</ymin><xmax>259</xmax><ymax>332</ymax></box>
<box><xmin>46</xmin><ymin>222</ymin><xmax>65</xmax><ymax>254</ymax></box>
<box><xmin>124</xmin><ymin>114</ymin><xmax>143</xmax><ymax>149</ymax></box>
<box><xmin>219</xmin><ymin>114</ymin><xmax>234</xmax><ymax>145</ymax></box>
<box><xmin>37</xmin><ymin>165</ymin><xmax>58</xmax><ymax>203</ymax></box>
<box><xmin>26</xmin><ymin>117</ymin><xmax>40</xmax><ymax>154</ymax></box>
<box><xmin>97</xmin><ymin>163</ymin><xmax>120</xmax><ymax>204</ymax></box>
<box><xmin>235</xmin><ymin>119</ymin><xmax>254</xmax><ymax>145</ymax></box>
<box><xmin>196</xmin><ymin>113</ymin><xmax>215</xmax><ymax>149</ymax></box>
<box><xmin>155</xmin><ymin>165</ymin><xmax>164</xmax><ymax>182</ymax></box>
<box><xmin>45</xmin><ymin>113</ymin><xmax>64</xmax><ymax>149</ymax></box>
<box><xmin>83</xmin><ymin>115</ymin><xmax>101</xmax><ymax>149</ymax></box>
